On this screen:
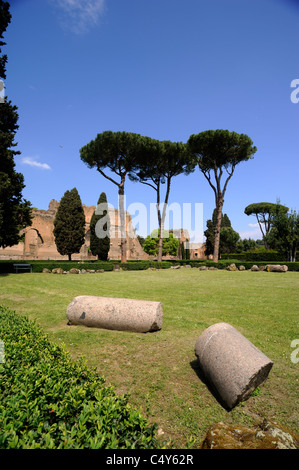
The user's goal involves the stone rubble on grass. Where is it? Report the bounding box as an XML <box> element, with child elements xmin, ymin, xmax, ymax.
<box><xmin>52</xmin><ymin>268</ymin><xmax>64</xmax><ymax>274</ymax></box>
<box><xmin>266</xmin><ymin>264</ymin><xmax>288</xmax><ymax>272</ymax></box>
<box><xmin>226</xmin><ymin>263</ymin><xmax>238</xmax><ymax>271</ymax></box>
<box><xmin>251</xmin><ymin>265</ymin><xmax>259</xmax><ymax>271</ymax></box>
<box><xmin>201</xmin><ymin>420</ymin><xmax>299</xmax><ymax>449</ymax></box>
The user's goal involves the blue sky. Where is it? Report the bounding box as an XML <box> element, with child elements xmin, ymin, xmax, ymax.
<box><xmin>3</xmin><ymin>0</ymin><xmax>299</xmax><ymax>241</ymax></box>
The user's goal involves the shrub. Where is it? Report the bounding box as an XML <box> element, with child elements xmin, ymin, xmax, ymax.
<box><xmin>0</xmin><ymin>306</ymin><xmax>158</xmax><ymax>449</ymax></box>
<box><xmin>227</xmin><ymin>250</ymin><xmax>287</xmax><ymax>262</ymax></box>
<box><xmin>0</xmin><ymin>260</ymin><xmax>114</xmax><ymax>273</ymax></box>
<box><xmin>120</xmin><ymin>261</ymin><xmax>172</xmax><ymax>270</ymax></box>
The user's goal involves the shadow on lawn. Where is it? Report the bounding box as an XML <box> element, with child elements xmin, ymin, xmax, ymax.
<box><xmin>190</xmin><ymin>359</ymin><xmax>231</xmax><ymax>411</ymax></box>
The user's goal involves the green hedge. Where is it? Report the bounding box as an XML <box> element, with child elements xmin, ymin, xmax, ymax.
<box><xmin>0</xmin><ymin>260</ymin><xmax>114</xmax><ymax>273</ymax></box>
<box><xmin>0</xmin><ymin>306</ymin><xmax>159</xmax><ymax>449</ymax></box>
<box><xmin>0</xmin><ymin>260</ymin><xmax>173</xmax><ymax>273</ymax></box>
<box><xmin>120</xmin><ymin>261</ymin><xmax>172</xmax><ymax>270</ymax></box>
<box><xmin>1</xmin><ymin>258</ymin><xmax>298</xmax><ymax>272</ymax></box>
<box><xmin>227</xmin><ymin>251</ymin><xmax>288</xmax><ymax>262</ymax></box>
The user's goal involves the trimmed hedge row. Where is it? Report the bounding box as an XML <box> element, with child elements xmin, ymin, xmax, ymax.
<box><xmin>0</xmin><ymin>306</ymin><xmax>159</xmax><ymax>449</ymax></box>
<box><xmin>227</xmin><ymin>251</ymin><xmax>287</xmax><ymax>262</ymax></box>
<box><xmin>0</xmin><ymin>258</ymin><xmax>298</xmax><ymax>272</ymax></box>
<box><xmin>120</xmin><ymin>261</ymin><xmax>172</xmax><ymax>270</ymax></box>
<box><xmin>0</xmin><ymin>260</ymin><xmax>173</xmax><ymax>273</ymax></box>
<box><xmin>0</xmin><ymin>260</ymin><xmax>114</xmax><ymax>273</ymax></box>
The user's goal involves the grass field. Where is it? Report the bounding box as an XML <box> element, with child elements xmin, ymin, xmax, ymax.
<box><xmin>0</xmin><ymin>268</ymin><xmax>298</xmax><ymax>448</ymax></box>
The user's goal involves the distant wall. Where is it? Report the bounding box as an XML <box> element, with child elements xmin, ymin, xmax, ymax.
<box><xmin>0</xmin><ymin>199</ymin><xmax>207</xmax><ymax>260</ymax></box>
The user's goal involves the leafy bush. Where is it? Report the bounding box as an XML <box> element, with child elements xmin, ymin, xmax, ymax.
<box><xmin>0</xmin><ymin>260</ymin><xmax>173</xmax><ymax>273</ymax></box>
<box><xmin>227</xmin><ymin>250</ymin><xmax>287</xmax><ymax>262</ymax></box>
<box><xmin>0</xmin><ymin>260</ymin><xmax>114</xmax><ymax>273</ymax></box>
<box><xmin>0</xmin><ymin>306</ymin><xmax>158</xmax><ymax>449</ymax></box>
<box><xmin>120</xmin><ymin>261</ymin><xmax>172</xmax><ymax>270</ymax></box>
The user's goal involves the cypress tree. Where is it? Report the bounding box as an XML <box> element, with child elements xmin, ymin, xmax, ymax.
<box><xmin>180</xmin><ymin>242</ymin><xmax>185</xmax><ymax>260</ymax></box>
<box><xmin>185</xmin><ymin>239</ymin><xmax>190</xmax><ymax>260</ymax></box>
<box><xmin>89</xmin><ymin>192</ymin><xmax>110</xmax><ymax>260</ymax></box>
<box><xmin>0</xmin><ymin>1</ymin><xmax>32</xmax><ymax>248</ymax></box>
<box><xmin>53</xmin><ymin>188</ymin><xmax>85</xmax><ymax>261</ymax></box>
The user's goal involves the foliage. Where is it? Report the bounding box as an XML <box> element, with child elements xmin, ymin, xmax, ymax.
<box><xmin>223</xmin><ymin>250</ymin><xmax>287</xmax><ymax>262</ymax></box>
<box><xmin>80</xmin><ymin>131</ymin><xmax>145</xmax><ymax>263</ymax></box>
<box><xmin>120</xmin><ymin>261</ymin><xmax>172</xmax><ymax>270</ymax></box>
<box><xmin>142</xmin><ymin>230</ymin><xmax>179</xmax><ymax>256</ymax></box>
<box><xmin>53</xmin><ymin>188</ymin><xmax>86</xmax><ymax>261</ymax></box>
<box><xmin>236</xmin><ymin>238</ymin><xmax>258</xmax><ymax>252</ymax></box>
<box><xmin>187</xmin><ymin>130</ymin><xmax>257</xmax><ymax>262</ymax></box>
<box><xmin>0</xmin><ymin>306</ymin><xmax>159</xmax><ymax>449</ymax></box>
<box><xmin>269</xmin><ymin>208</ymin><xmax>298</xmax><ymax>261</ymax></box>
<box><xmin>0</xmin><ymin>260</ymin><xmax>173</xmax><ymax>273</ymax></box>
<box><xmin>204</xmin><ymin>209</ymin><xmax>231</xmax><ymax>256</ymax></box>
<box><xmin>0</xmin><ymin>0</ymin><xmax>32</xmax><ymax>248</ymax></box>
<box><xmin>244</xmin><ymin>202</ymin><xmax>289</xmax><ymax>249</ymax></box>
<box><xmin>137</xmin><ymin>235</ymin><xmax>145</xmax><ymax>246</ymax></box>
<box><xmin>90</xmin><ymin>192</ymin><xmax>110</xmax><ymax>260</ymax></box>
<box><xmin>130</xmin><ymin>138</ymin><xmax>194</xmax><ymax>261</ymax></box>
<box><xmin>219</xmin><ymin>227</ymin><xmax>240</xmax><ymax>258</ymax></box>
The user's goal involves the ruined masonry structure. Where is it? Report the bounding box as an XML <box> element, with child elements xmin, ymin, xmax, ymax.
<box><xmin>0</xmin><ymin>199</ymin><xmax>206</xmax><ymax>261</ymax></box>
<box><xmin>0</xmin><ymin>200</ymin><xmax>147</xmax><ymax>260</ymax></box>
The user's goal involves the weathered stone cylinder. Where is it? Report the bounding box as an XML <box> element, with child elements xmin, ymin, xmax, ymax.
<box><xmin>194</xmin><ymin>322</ymin><xmax>273</xmax><ymax>409</ymax></box>
<box><xmin>66</xmin><ymin>295</ymin><xmax>163</xmax><ymax>333</ymax></box>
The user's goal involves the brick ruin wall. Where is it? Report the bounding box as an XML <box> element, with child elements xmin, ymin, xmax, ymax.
<box><xmin>0</xmin><ymin>199</ymin><xmax>207</xmax><ymax>260</ymax></box>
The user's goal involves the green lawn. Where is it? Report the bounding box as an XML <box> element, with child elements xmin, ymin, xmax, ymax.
<box><xmin>0</xmin><ymin>268</ymin><xmax>298</xmax><ymax>447</ymax></box>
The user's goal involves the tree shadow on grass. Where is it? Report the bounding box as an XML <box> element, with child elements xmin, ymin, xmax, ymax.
<box><xmin>190</xmin><ymin>359</ymin><xmax>231</xmax><ymax>411</ymax></box>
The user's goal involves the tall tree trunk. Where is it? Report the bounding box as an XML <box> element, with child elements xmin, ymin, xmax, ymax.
<box><xmin>68</xmin><ymin>253</ymin><xmax>72</xmax><ymax>261</ymax></box>
<box><xmin>158</xmin><ymin>218</ymin><xmax>164</xmax><ymax>262</ymax></box>
<box><xmin>119</xmin><ymin>178</ymin><xmax>127</xmax><ymax>263</ymax></box>
<box><xmin>256</xmin><ymin>214</ymin><xmax>269</xmax><ymax>250</ymax></box>
<box><xmin>213</xmin><ymin>197</ymin><xmax>224</xmax><ymax>262</ymax></box>
<box><xmin>157</xmin><ymin>177</ymin><xmax>171</xmax><ymax>263</ymax></box>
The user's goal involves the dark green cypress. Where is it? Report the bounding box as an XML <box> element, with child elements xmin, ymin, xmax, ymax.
<box><xmin>180</xmin><ymin>242</ymin><xmax>185</xmax><ymax>260</ymax></box>
<box><xmin>90</xmin><ymin>192</ymin><xmax>110</xmax><ymax>260</ymax></box>
<box><xmin>53</xmin><ymin>188</ymin><xmax>85</xmax><ymax>261</ymax></box>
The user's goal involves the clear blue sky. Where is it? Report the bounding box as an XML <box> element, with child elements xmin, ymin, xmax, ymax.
<box><xmin>4</xmin><ymin>0</ymin><xmax>299</xmax><ymax>241</ymax></box>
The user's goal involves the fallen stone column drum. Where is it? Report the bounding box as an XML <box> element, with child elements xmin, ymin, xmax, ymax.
<box><xmin>66</xmin><ymin>295</ymin><xmax>163</xmax><ymax>333</ymax></box>
<box><xmin>194</xmin><ymin>322</ymin><xmax>273</xmax><ymax>410</ymax></box>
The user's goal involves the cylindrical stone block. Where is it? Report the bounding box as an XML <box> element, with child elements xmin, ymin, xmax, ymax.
<box><xmin>66</xmin><ymin>295</ymin><xmax>163</xmax><ymax>333</ymax></box>
<box><xmin>194</xmin><ymin>322</ymin><xmax>273</xmax><ymax>409</ymax></box>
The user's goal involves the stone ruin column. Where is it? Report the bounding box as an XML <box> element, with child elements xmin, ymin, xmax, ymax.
<box><xmin>67</xmin><ymin>295</ymin><xmax>163</xmax><ymax>333</ymax></box>
<box><xmin>194</xmin><ymin>322</ymin><xmax>273</xmax><ymax>409</ymax></box>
